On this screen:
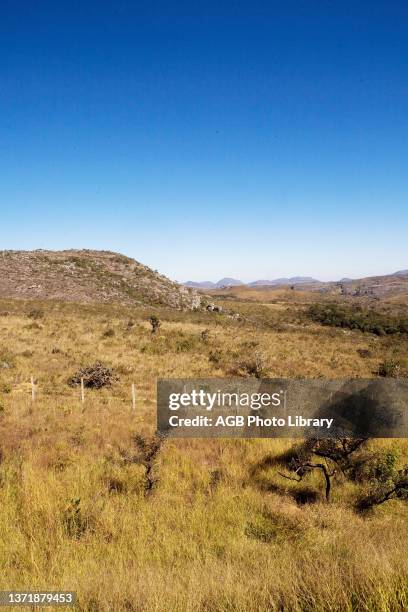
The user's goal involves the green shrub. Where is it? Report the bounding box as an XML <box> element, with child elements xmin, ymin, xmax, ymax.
<box><xmin>308</xmin><ymin>303</ymin><xmax>408</xmax><ymax>336</ymax></box>
<box><xmin>350</xmin><ymin>449</ymin><xmax>399</xmax><ymax>486</ymax></box>
<box><xmin>209</xmin><ymin>350</ymin><xmax>223</xmax><ymax>365</ymax></box>
<box><xmin>0</xmin><ymin>348</ymin><xmax>15</xmax><ymax>368</ymax></box>
<box><xmin>378</xmin><ymin>359</ymin><xmax>401</xmax><ymax>377</ymax></box>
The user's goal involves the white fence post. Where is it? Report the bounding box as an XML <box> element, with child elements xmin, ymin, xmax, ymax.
<box><xmin>31</xmin><ymin>376</ymin><xmax>36</xmax><ymax>402</ymax></box>
<box><xmin>132</xmin><ymin>383</ymin><xmax>136</xmax><ymax>412</ymax></box>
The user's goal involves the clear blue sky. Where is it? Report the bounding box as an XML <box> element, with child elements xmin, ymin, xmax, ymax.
<box><xmin>1</xmin><ymin>1</ymin><xmax>407</xmax><ymax>282</ymax></box>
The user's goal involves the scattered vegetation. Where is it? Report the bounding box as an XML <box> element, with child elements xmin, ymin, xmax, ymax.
<box><xmin>309</xmin><ymin>302</ymin><xmax>408</xmax><ymax>336</ymax></box>
<box><xmin>68</xmin><ymin>362</ymin><xmax>118</xmax><ymax>388</ymax></box>
<box><xmin>0</xmin><ymin>294</ymin><xmax>407</xmax><ymax>610</ymax></box>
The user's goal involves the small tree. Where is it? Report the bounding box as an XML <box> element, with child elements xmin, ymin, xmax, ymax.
<box><xmin>278</xmin><ymin>437</ymin><xmax>368</xmax><ymax>502</ymax></box>
<box><xmin>149</xmin><ymin>315</ymin><xmax>161</xmax><ymax>334</ymax></box>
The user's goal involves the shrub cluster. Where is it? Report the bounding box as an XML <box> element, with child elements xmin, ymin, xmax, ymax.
<box><xmin>229</xmin><ymin>351</ymin><xmax>268</xmax><ymax>378</ymax></box>
<box><xmin>378</xmin><ymin>359</ymin><xmax>402</xmax><ymax>377</ymax></box>
<box><xmin>68</xmin><ymin>362</ymin><xmax>118</xmax><ymax>389</ymax></box>
<box><xmin>308</xmin><ymin>303</ymin><xmax>408</xmax><ymax>336</ymax></box>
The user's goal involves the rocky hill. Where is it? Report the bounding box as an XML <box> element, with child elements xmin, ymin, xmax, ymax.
<box><xmin>0</xmin><ymin>250</ymin><xmax>201</xmax><ymax>310</ymax></box>
<box><xmin>330</xmin><ymin>272</ymin><xmax>408</xmax><ymax>299</ymax></box>
<box><xmin>193</xmin><ymin>270</ymin><xmax>408</xmax><ymax>299</ymax></box>
<box><xmin>285</xmin><ymin>270</ymin><xmax>408</xmax><ymax>299</ymax></box>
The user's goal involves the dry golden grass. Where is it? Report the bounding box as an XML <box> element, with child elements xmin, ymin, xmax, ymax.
<box><xmin>0</xmin><ymin>296</ymin><xmax>407</xmax><ymax>611</ymax></box>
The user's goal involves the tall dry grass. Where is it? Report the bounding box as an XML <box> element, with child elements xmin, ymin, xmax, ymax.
<box><xmin>0</xmin><ymin>297</ymin><xmax>407</xmax><ymax>610</ymax></box>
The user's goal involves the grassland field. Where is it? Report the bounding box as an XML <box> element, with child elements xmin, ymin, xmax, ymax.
<box><xmin>0</xmin><ymin>289</ymin><xmax>407</xmax><ymax>611</ymax></box>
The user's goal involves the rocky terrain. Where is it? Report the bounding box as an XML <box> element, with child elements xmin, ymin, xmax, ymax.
<box><xmin>193</xmin><ymin>271</ymin><xmax>408</xmax><ymax>299</ymax></box>
<box><xmin>0</xmin><ymin>249</ymin><xmax>201</xmax><ymax>310</ymax></box>
<box><xmin>298</xmin><ymin>271</ymin><xmax>408</xmax><ymax>299</ymax></box>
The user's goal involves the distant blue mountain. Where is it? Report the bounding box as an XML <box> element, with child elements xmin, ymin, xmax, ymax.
<box><xmin>216</xmin><ymin>278</ymin><xmax>244</xmax><ymax>287</ymax></box>
<box><xmin>393</xmin><ymin>270</ymin><xmax>408</xmax><ymax>277</ymax></box>
<box><xmin>184</xmin><ymin>276</ymin><xmax>319</xmax><ymax>288</ymax></box>
<box><xmin>184</xmin><ymin>280</ymin><xmax>216</xmax><ymax>289</ymax></box>
<box><xmin>184</xmin><ymin>269</ymin><xmax>408</xmax><ymax>296</ymax></box>
<box><xmin>184</xmin><ymin>278</ymin><xmax>244</xmax><ymax>289</ymax></box>
<box><xmin>248</xmin><ymin>276</ymin><xmax>319</xmax><ymax>287</ymax></box>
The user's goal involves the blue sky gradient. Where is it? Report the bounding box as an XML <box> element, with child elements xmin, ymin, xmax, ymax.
<box><xmin>1</xmin><ymin>1</ymin><xmax>407</xmax><ymax>281</ymax></box>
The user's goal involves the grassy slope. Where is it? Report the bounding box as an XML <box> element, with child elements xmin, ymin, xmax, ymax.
<box><xmin>0</xmin><ymin>295</ymin><xmax>407</xmax><ymax>611</ymax></box>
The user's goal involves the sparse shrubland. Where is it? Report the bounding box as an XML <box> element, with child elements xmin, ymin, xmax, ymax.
<box><xmin>0</xmin><ymin>294</ymin><xmax>407</xmax><ymax>610</ymax></box>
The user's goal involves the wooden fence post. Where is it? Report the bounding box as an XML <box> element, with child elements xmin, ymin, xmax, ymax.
<box><xmin>80</xmin><ymin>377</ymin><xmax>85</xmax><ymax>404</ymax></box>
<box><xmin>131</xmin><ymin>383</ymin><xmax>136</xmax><ymax>412</ymax></box>
<box><xmin>31</xmin><ymin>376</ymin><xmax>36</xmax><ymax>402</ymax></box>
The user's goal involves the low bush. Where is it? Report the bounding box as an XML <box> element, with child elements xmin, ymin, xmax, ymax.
<box><xmin>357</xmin><ymin>348</ymin><xmax>372</xmax><ymax>358</ymax></box>
<box><xmin>209</xmin><ymin>350</ymin><xmax>223</xmax><ymax>366</ymax></box>
<box><xmin>68</xmin><ymin>362</ymin><xmax>118</xmax><ymax>389</ymax></box>
<box><xmin>378</xmin><ymin>359</ymin><xmax>401</xmax><ymax>377</ymax></box>
<box><xmin>27</xmin><ymin>309</ymin><xmax>44</xmax><ymax>320</ymax></box>
<box><xmin>229</xmin><ymin>351</ymin><xmax>268</xmax><ymax>378</ymax></box>
<box><xmin>102</xmin><ymin>328</ymin><xmax>115</xmax><ymax>338</ymax></box>
<box><xmin>0</xmin><ymin>348</ymin><xmax>15</xmax><ymax>368</ymax></box>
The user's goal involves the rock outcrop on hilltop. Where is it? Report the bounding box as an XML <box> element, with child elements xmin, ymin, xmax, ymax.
<box><xmin>0</xmin><ymin>249</ymin><xmax>202</xmax><ymax>310</ymax></box>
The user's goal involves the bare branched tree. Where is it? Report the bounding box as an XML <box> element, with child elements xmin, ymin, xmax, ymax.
<box><xmin>278</xmin><ymin>437</ymin><xmax>368</xmax><ymax>502</ymax></box>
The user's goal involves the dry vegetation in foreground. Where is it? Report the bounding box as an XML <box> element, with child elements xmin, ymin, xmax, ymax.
<box><xmin>0</xmin><ymin>294</ymin><xmax>407</xmax><ymax>611</ymax></box>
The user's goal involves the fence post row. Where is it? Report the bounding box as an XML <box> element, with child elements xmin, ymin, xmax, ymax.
<box><xmin>22</xmin><ymin>378</ymin><xmax>138</xmax><ymax>411</ymax></box>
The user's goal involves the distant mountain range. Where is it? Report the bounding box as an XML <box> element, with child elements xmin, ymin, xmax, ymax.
<box><xmin>184</xmin><ymin>278</ymin><xmax>244</xmax><ymax>289</ymax></box>
<box><xmin>185</xmin><ymin>276</ymin><xmax>320</xmax><ymax>289</ymax></box>
<box><xmin>248</xmin><ymin>276</ymin><xmax>318</xmax><ymax>287</ymax></box>
<box><xmin>184</xmin><ymin>270</ymin><xmax>408</xmax><ymax>289</ymax></box>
